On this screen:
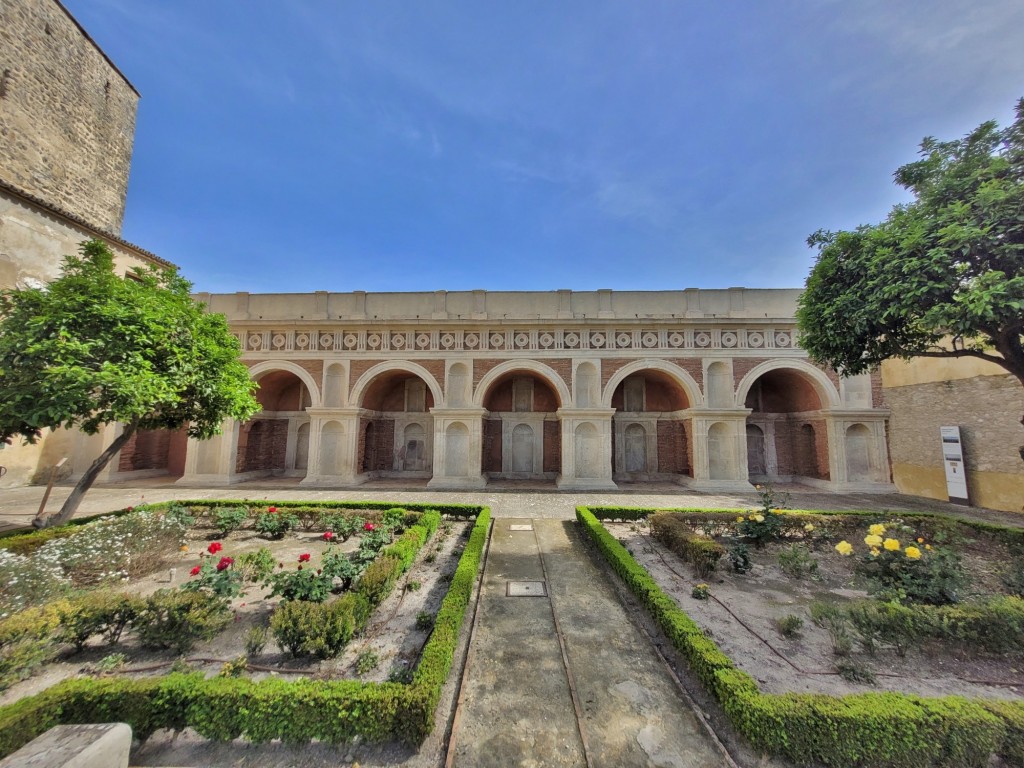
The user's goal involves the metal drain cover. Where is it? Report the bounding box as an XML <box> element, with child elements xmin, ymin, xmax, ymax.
<box><xmin>509</xmin><ymin>524</ymin><xmax>533</xmax><ymax>531</ymax></box>
<box><xmin>506</xmin><ymin>580</ymin><xmax>547</xmax><ymax>596</ymax></box>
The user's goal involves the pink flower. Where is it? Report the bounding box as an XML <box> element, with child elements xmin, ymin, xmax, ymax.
<box><xmin>298</xmin><ymin>553</ymin><xmax>311</xmax><ymax>563</ymax></box>
<box><xmin>323</xmin><ymin>531</ymin><xmax>334</xmax><ymax>541</ymax></box>
<box><xmin>268</xmin><ymin>506</ymin><xmax>278</xmax><ymax>513</ymax></box>
<box><xmin>190</xmin><ymin>565</ymin><xmax>201</xmax><ymax>576</ymax></box>
<box><xmin>364</xmin><ymin>522</ymin><xmax>376</xmax><ymax>531</ymax></box>
<box><xmin>216</xmin><ymin>556</ymin><xmax>234</xmax><ymax>571</ymax></box>
<box><xmin>208</xmin><ymin>542</ymin><xmax>223</xmax><ymax>555</ymax></box>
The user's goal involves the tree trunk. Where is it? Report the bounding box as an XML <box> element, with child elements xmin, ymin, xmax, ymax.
<box><xmin>33</xmin><ymin>423</ymin><xmax>138</xmax><ymax>529</ymax></box>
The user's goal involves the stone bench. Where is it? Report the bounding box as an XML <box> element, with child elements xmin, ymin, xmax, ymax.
<box><xmin>0</xmin><ymin>723</ymin><xmax>131</xmax><ymax>768</ymax></box>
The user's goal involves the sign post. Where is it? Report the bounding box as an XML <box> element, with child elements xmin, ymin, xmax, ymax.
<box><xmin>940</xmin><ymin>426</ymin><xmax>969</xmax><ymax>505</ymax></box>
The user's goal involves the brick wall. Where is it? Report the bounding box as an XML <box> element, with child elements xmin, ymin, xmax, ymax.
<box><xmin>237</xmin><ymin>419</ymin><xmax>288</xmax><ymax>473</ymax></box>
<box><xmin>482</xmin><ymin>417</ymin><xmax>502</xmax><ymax>473</ymax></box>
<box><xmin>0</xmin><ymin>0</ymin><xmax>137</xmax><ymax>233</ymax></box>
<box><xmin>118</xmin><ymin>429</ymin><xmax>170</xmax><ymax>472</ymax></box>
<box><xmin>543</xmin><ymin>420</ymin><xmax>561</xmax><ymax>473</ymax></box>
<box><xmin>656</xmin><ymin>420</ymin><xmax>688</xmax><ymax>474</ymax></box>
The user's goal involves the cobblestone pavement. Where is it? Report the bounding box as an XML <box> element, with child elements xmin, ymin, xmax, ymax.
<box><xmin>2</xmin><ymin>477</ymin><xmax>1021</xmax><ymax>532</ymax></box>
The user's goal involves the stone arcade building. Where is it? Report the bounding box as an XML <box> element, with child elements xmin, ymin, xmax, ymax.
<box><xmin>103</xmin><ymin>288</ymin><xmax>894</xmax><ymax>493</ymax></box>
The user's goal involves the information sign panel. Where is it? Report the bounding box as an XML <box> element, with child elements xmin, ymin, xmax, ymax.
<box><xmin>940</xmin><ymin>426</ymin><xmax>969</xmax><ymax>505</ymax></box>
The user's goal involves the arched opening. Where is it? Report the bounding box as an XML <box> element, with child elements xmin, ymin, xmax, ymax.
<box><xmin>357</xmin><ymin>370</ymin><xmax>435</xmax><ymax>478</ymax></box>
<box><xmin>481</xmin><ymin>370</ymin><xmax>561</xmax><ymax>481</ymax></box>
<box><xmin>610</xmin><ymin>370</ymin><xmax>690</xmax><ymax>482</ymax></box>
<box><xmin>744</xmin><ymin>368</ymin><xmax>829</xmax><ymax>484</ymax></box>
<box><xmin>116</xmin><ymin>427</ymin><xmax>188</xmax><ymax>480</ymax></box>
<box><xmin>237</xmin><ymin>369</ymin><xmax>311</xmax><ymax>478</ymax></box>
<box><xmin>845</xmin><ymin>423</ymin><xmax>875</xmax><ymax>482</ymax></box>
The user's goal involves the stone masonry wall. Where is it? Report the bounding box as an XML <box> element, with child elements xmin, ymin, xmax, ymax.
<box><xmin>0</xmin><ymin>0</ymin><xmax>138</xmax><ymax>233</ymax></box>
<box><xmin>886</xmin><ymin>374</ymin><xmax>1024</xmax><ymax>475</ymax></box>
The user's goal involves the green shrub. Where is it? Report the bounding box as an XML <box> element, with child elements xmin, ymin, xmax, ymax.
<box><xmin>270</xmin><ymin>593</ymin><xmax>371</xmax><ymax>659</ymax></box>
<box><xmin>180</xmin><ymin>558</ymin><xmax>243</xmax><ymax>599</ymax></box>
<box><xmin>213</xmin><ymin>506</ymin><xmax>248</xmax><ymax>536</ymax></box>
<box><xmin>253</xmin><ymin>510</ymin><xmax>298</xmax><ymax>539</ymax></box>
<box><xmin>355</xmin><ymin>649</ymin><xmax>379</xmax><ymax>675</ymax></box>
<box><xmin>649</xmin><ymin>513</ymin><xmax>725</xmax><ymax>577</ymax></box>
<box><xmin>244</xmin><ymin>625</ymin><xmax>268</xmax><ymax>657</ymax></box>
<box><xmin>415</xmin><ymin>611</ymin><xmax>434</xmax><ymax>631</ymax></box>
<box><xmin>777</xmin><ymin>544</ymin><xmax>819</xmax><ymax>580</ymax></box>
<box><xmin>727</xmin><ymin>543</ymin><xmax>752</xmax><ymax>574</ymax></box>
<box><xmin>57</xmin><ymin>592</ymin><xmax>142</xmax><ymax>651</ymax></box>
<box><xmin>357</xmin><ymin>556</ymin><xmax>402</xmax><ymax>605</ymax></box>
<box><xmin>321</xmin><ymin>549</ymin><xmax>363</xmax><ymax>590</ymax></box>
<box><xmin>776</xmin><ymin>614</ymin><xmax>804</xmax><ymax>638</ymax></box>
<box><xmin>235</xmin><ymin>547</ymin><xmax>276</xmax><ymax>583</ymax></box>
<box><xmin>136</xmin><ymin>590</ymin><xmax>231</xmax><ymax>654</ymax></box>
<box><xmin>264</xmin><ymin>568</ymin><xmax>332</xmax><ymax>603</ymax></box>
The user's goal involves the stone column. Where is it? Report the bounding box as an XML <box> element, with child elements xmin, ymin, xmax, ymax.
<box><xmin>177</xmin><ymin>418</ymin><xmax>240</xmax><ymax>485</ymax></box>
<box><xmin>688</xmin><ymin>410</ymin><xmax>754</xmax><ymax>491</ymax></box>
<box><xmin>555</xmin><ymin>408</ymin><xmax>617</xmax><ymax>490</ymax></box>
<box><xmin>301</xmin><ymin>408</ymin><xmax>364</xmax><ymax>486</ymax></box>
<box><xmin>823</xmin><ymin>409</ymin><xmax>894</xmax><ymax>491</ymax></box>
<box><xmin>427</xmin><ymin>408</ymin><xmax>487</xmax><ymax>489</ymax></box>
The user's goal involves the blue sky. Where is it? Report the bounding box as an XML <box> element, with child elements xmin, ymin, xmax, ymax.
<box><xmin>64</xmin><ymin>1</ymin><xmax>1024</xmax><ymax>295</ymax></box>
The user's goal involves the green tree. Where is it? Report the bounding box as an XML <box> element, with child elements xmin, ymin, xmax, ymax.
<box><xmin>0</xmin><ymin>240</ymin><xmax>260</xmax><ymax>527</ymax></box>
<box><xmin>798</xmin><ymin>98</ymin><xmax>1024</xmax><ymax>446</ymax></box>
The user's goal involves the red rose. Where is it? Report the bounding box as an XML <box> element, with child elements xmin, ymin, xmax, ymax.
<box><xmin>216</xmin><ymin>556</ymin><xmax>234</xmax><ymax>571</ymax></box>
<box><xmin>208</xmin><ymin>542</ymin><xmax>223</xmax><ymax>555</ymax></box>
<box><xmin>364</xmin><ymin>522</ymin><xmax>375</xmax><ymax>531</ymax></box>
<box><xmin>298</xmin><ymin>553</ymin><xmax>311</xmax><ymax>562</ymax></box>
<box><xmin>126</xmin><ymin>506</ymin><xmax>134</xmax><ymax>512</ymax></box>
<box><xmin>297</xmin><ymin>565</ymin><xmax>303</xmax><ymax>571</ymax></box>
<box><xmin>268</xmin><ymin>506</ymin><xmax>277</xmax><ymax>513</ymax></box>
<box><xmin>316</xmin><ymin>569</ymin><xmax>322</xmax><ymax>575</ymax></box>
<box><xmin>323</xmin><ymin>531</ymin><xmax>334</xmax><ymax>541</ymax></box>
<box><xmin>278</xmin><ymin>562</ymin><xmax>284</xmax><ymax>568</ymax></box>
<box><xmin>190</xmin><ymin>565</ymin><xmax>201</xmax><ymax>576</ymax></box>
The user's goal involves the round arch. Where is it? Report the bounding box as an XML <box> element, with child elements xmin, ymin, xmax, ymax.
<box><xmin>473</xmin><ymin>360</ymin><xmax>572</xmax><ymax>409</ymax></box>
<box><xmin>601</xmin><ymin>359</ymin><xmax>703</xmax><ymax>409</ymax></box>
<box><xmin>734</xmin><ymin>360</ymin><xmax>840</xmax><ymax>410</ymax></box>
<box><xmin>350</xmin><ymin>361</ymin><xmax>445</xmax><ymax>410</ymax></box>
<box><xmin>248</xmin><ymin>360</ymin><xmax>321</xmax><ymax>408</ymax></box>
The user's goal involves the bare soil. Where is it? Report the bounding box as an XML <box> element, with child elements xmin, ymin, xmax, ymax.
<box><xmin>1</xmin><ymin>516</ymin><xmax>471</xmax><ymax>707</ymax></box>
<box><xmin>608</xmin><ymin>519</ymin><xmax>1024</xmax><ymax>701</ymax></box>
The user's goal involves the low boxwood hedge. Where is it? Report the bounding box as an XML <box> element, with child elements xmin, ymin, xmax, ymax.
<box><xmin>0</xmin><ymin>505</ymin><xmax>490</xmax><ymax>757</ymax></box>
<box><xmin>578</xmin><ymin>505</ymin><xmax>1024</xmax><ymax>767</ymax></box>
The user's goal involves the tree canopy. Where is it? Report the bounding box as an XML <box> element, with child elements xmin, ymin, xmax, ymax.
<box><xmin>797</xmin><ymin>98</ymin><xmax>1024</xmax><ymax>392</ymax></box>
<box><xmin>0</xmin><ymin>240</ymin><xmax>260</xmax><ymax>526</ymax></box>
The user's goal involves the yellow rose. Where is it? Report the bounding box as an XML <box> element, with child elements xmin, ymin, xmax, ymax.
<box><xmin>834</xmin><ymin>541</ymin><xmax>853</xmax><ymax>556</ymax></box>
<box><xmin>864</xmin><ymin>534</ymin><xmax>883</xmax><ymax>548</ymax></box>
<box><xmin>917</xmin><ymin>537</ymin><xmax>924</xmax><ymax>544</ymax></box>
<box><xmin>804</xmin><ymin>523</ymin><xmax>815</xmax><ymax>532</ymax></box>
<box><xmin>753</xmin><ymin>514</ymin><xmax>765</xmax><ymax>523</ymax></box>
<box><xmin>925</xmin><ymin>544</ymin><xmax>932</xmax><ymax>551</ymax></box>
<box><xmin>869</xmin><ymin>548</ymin><xmax>879</xmax><ymax>558</ymax></box>
<box><xmin>868</xmin><ymin>524</ymin><xmax>886</xmax><ymax>536</ymax></box>
<box><xmin>736</xmin><ymin>516</ymin><xmax>744</xmax><ymax>523</ymax></box>
<box><xmin>905</xmin><ymin>546</ymin><xmax>922</xmax><ymax>560</ymax></box>
<box><xmin>883</xmin><ymin>538</ymin><xmax>900</xmax><ymax>551</ymax></box>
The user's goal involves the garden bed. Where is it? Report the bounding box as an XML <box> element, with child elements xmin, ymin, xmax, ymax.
<box><xmin>0</xmin><ymin>500</ymin><xmax>490</xmax><ymax>757</ymax></box>
<box><xmin>579</xmin><ymin>503</ymin><xmax>1024</xmax><ymax>768</ymax></box>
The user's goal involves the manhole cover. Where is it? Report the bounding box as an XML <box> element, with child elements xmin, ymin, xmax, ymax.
<box><xmin>509</xmin><ymin>524</ymin><xmax>533</xmax><ymax>531</ymax></box>
<box><xmin>506</xmin><ymin>581</ymin><xmax>547</xmax><ymax>597</ymax></box>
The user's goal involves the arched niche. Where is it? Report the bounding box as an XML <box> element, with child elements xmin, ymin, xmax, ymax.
<box><xmin>706</xmin><ymin>361</ymin><xmax>733</xmax><ymax>408</ymax></box>
<box><xmin>574</xmin><ymin>362</ymin><xmax>599</xmax><ymax>407</ymax></box>
<box><xmin>845</xmin><ymin>423</ymin><xmax>875</xmax><ymax>482</ymax></box>
<box><xmin>447</xmin><ymin>362</ymin><xmax>471</xmax><ymax>407</ymax></box>
<box><xmin>707</xmin><ymin>422</ymin><xmax>732</xmax><ymax>480</ymax></box>
<box><xmin>444</xmin><ymin>422</ymin><xmax>470</xmax><ymax>477</ymax></box>
<box><xmin>323</xmin><ymin>362</ymin><xmax>347</xmax><ymax>408</ymax></box>
<box><xmin>294</xmin><ymin>422</ymin><xmax>310</xmax><ymax>471</ymax></box>
<box><xmin>320</xmin><ymin>420</ymin><xmax>344</xmax><ymax>476</ymax></box>
<box><xmin>575</xmin><ymin>422</ymin><xmax>601</xmax><ymax>478</ymax></box>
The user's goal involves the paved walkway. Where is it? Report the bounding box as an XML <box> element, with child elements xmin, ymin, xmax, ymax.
<box><xmin>449</xmin><ymin>517</ymin><xmax>729</xmax><ymax>768</ymax></box>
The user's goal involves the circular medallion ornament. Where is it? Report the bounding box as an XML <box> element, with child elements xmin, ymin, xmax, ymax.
<box><xmin>319</xmin><ymin>334</ymin><xmax>333</xmax><ymax>349</ymax></box>
<box><xmin>642</xmin><ymin>332</ymin><xmax>658</xmax><ymax>348</ymax></box>
<box><xmin>538</xmin><ymin>332</ymin><xmax>554</xmax><ymax>348</ymax></box>
<box><xmin>416</xmin><ymin>333</ymin><xmax>430</xmax><ymax>349</ymax></box>
<box><xmin>668</xmin><ymin>332</ymin><xmax>684</xmax><ymax>347</ymax></box>
<box><xmin>514</xmin><ymin>332</ymin><xmax>529</xmax><ymax>348</ymax></box>
<box><xmin>775</xmin><ymin>332</ymin><xmax>790</xmax><ymax>347</ymax></box>
<box><xmin>748</xmin><ymin>332</ymin><xmax>764</xmax><ymax>348</ymax></box>
<box><xmin>490</xmin><ymin>333</ymin><xmax>504</xmax><ymax>347</ymax></box>
<box><xmin>367</xmin><ymin>333</ymin><xmax>381</xmax><ymax>349</ymax></box>
<box><xmin>441</xmin><ymin>333</ymin><xmax>456</xmax><ymax>349</ymax></box>
<box><xmin>721</xmin><ymin>331</ymin><xmax>737</xmax><ymax>348</ymax></box>
<box><xmin>344</xmin><ymin>334</ymin><xmax>358</xmax><ymax>349</ymax></box>
<box><xmin>591</xmin><ymin>333</ymin><xmax>606</xmax><ymax>347</ymax></box>
<box><xmin>695</xmin><ymin>332</ymin><xmax>711</xmax><ymax>348</ymax></box>
<box><xmin>272</xmin><ymin>334</ymin><xmax>286</xmax><ymax>349</ymax></box>
<box><xmin>248</xmin><ymin>334</ymin><xmax>262</xmax><ymax>350</ymax></box>
<box><xmin>391</xmin><ymin>333</ymin><xmax>406</xmax><ymax>348</ymax></box>
<box><xmin>564</xmin><ymin>332</ymin><xmax>579</xmax><ymax>348</ymax></box>
<box><xmin>616</xmin><ymin>332</ymin><xmax>632</xmax><ymax>348</ymax></box>
<box><xmin>295</xmin><ymin>333</ymin><xmax>309</xmax><ymax>349</ymax></box>
<box><xmin>465</xmin><ymin>333</ymin><xmax>479</xmax><ymax>348</ymax></box>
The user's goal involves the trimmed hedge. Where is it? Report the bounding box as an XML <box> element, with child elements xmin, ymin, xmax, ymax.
<box><xmin>578</xmin><ymin>505</ymin><xmax>1024</xmax><ymax>768</ymax></box>
<box><xmin>0</xmin><ymin>506</ymin><xmax>490</xmax><ymax>757</ymax></box>
<box><xmin>649</xmin><ymin>513</ymin><xmax>725</xmax><ymax>577</ymax></box>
